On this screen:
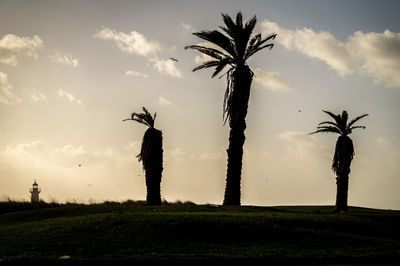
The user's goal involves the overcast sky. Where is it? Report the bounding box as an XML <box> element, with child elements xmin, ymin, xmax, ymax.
<box><xmin>1</xmin><ymin>0</ymin><xmax>399</xmax><ymax>209</ymax></box>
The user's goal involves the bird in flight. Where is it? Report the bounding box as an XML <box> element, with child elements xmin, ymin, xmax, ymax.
<box><xmin>169</xmin><ymin>57</ymin><xmax>178</xmax><ymax>62</ymax></box>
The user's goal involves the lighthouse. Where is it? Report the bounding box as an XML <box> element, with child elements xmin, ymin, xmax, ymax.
<box><xmin>30</xmin><ymin>180</ymin><xmax>41</xmax><ymax>203</ymax></box>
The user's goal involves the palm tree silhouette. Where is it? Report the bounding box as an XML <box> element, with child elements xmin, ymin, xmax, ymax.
<box><xmin>185</xmin><ymin>12</ymin><xmax>276</xmax><ymax>205</ymax></box>
<box><xmin>310</xmin><ymin>110</ymin><xmax>368</xmax><ymax>211</ymax></box>
<box><xmin>124</xmin><ymin>107</ymin><xmax>163</xmax><ymax>205</ymax></box>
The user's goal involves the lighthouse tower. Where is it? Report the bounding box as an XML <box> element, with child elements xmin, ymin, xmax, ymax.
<box><xmin>30</xmin><ymin>180</ymin><xmax>41</xmax><ymax>203</ymax></box>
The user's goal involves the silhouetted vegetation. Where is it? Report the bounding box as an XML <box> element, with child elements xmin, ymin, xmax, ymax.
<box><xmin>1</xmin><ymin>199</ymin><xmax>399</xmax><ymax>263</ymax></box>
<box><xmin>185</xmin><ymin>12</ymin><xmax>276</xmax><ymax>205</ymax></box>
<box><xmin>310</xmin><ymin>110</ymin><xmax>368</xmax><ymax>212</ymax></box>
<box><xmin>124</xmin><ymin>107</ymin><xmax>163</xmax><ymax>205</ymax></box>
<box><xmin>0</xmin><ymin>197</ymin><xmax>60</xmax><ymax>214</ymax></box>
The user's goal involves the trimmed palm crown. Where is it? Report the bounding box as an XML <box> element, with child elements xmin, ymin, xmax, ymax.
<box><xmin>123</xmin><ymin>107</ymin><xmax>156</xmax><ymax>129</ymax></box>
<box><xmin>310</xmin><ymin>110</ymin><xmax>368</xmax><ymax>211</ymax></box>
<box><xmin>123</xmin><ymin>107</ymin><xmax>163</xmax><ymax>205</ymax></box>
<box><xmin>185</xmin><ymin>12</ymin><xmax>276</xmax><ymax>123</ymax></box>
<box><xmin>310</xmin><ymin>110</ymin><xmax>368</xmax><ymax>137</ymax></box>
<box><xmin>310</xmin><ymin>110</ymin><xmax>368</xmax><ymax>174</ymax></box>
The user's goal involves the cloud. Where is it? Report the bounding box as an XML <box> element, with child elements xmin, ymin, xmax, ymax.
<box><xmin>125</xmin><ymin>141</ymin><xmax>140</xmax><ymax>154</ymax></box>
<box><xmin>0</xmin><ymin>72</ymin><xmax>21</xmax><ymax>105</ymax></box>
<box><xmin>57</xmin><ymin>88</ymin><xmax>83</xmax><ymax>105</ymax></box>
<box><xmin>169</xmin><ymin>147</ymin><xmax>186</xmax><ymax>163</ymax></box>
<box><xmin>182</xmin><ymin>23</ymin><xmax>196</xmax><ymax>32</ymax></box>
<box><xmin>125</xmin><ymin>70</ymin><xmax>149</xmax><ymax>78</ymax></box>
<box><xmin>261</xmin><ymin>20</ymin><xmax>400</xmax><ymax>88</ymax></box>
<box><xmin>276</xmin><ymin>131</ymin><xmax>330</xmax><ymax>159</ymax></box>
<box><xmin>199</xmin><ymin>149</ymin><xmax>224</xmax><ymax>161</ymax></box>
<box><xmin>253</xmin><ymin>68</ymin><xmax>290</xmax><ymax>91</ymax></box>
<box><xmin>94</xmin><ymin>27</ymin><xmax>161</xmax><ymax>56</ymax></box>
<box><xmin>0</xmin><ymin>34</ymin><xmax>43</xmax><ymax>66</ymax></box>
<box><xmin>30</xmin><ymin>89</ymin><xmax>47</xmax><ymax>102</ymax></box>
<box><xmin>0</xmin><ymin>141</ymin><xmax>50</xmax><ymax>169</ymax></box>
<box><xmin>158</xmin><ymin>96</ymin><xmax>174</xmax><ymax>106</ymax></box>
<box><xmin>377</xmin><ymin>137</ymin><xmax>392</xmax><ymax>147</ymax></box>
<box><xmin>0</xmin><ymin>140</ymin><xmax>132</xmax><ymax>170</ymax></box>
<box><xmin>150</xmin><ymin>58</ymin><xmax>183</xmax><ymax>78</ymax></box>
<box><xmin>348</xmin><ymin>30</ymin><xmax>400</xmax><ymax>88</ymax></box>
<box><xmin>49</xmin><ymin>52</ymin><xmax>78</xmax><ymax>67</ymax></box>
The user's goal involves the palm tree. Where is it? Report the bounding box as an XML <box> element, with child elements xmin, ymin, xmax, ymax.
<box><xmin>185</xmin><ymin>12</ymin><xmax>276</xmax><ymax>205</ymax></box>
<box><xmin>123</xmin><ymin>107</ymin><xmax>163</xmax><ymax>205</ymax></box>
<box><xmin>310</xmin><ymin>110</ymin><xmax>368</xmax><ymax>211</ymax></box>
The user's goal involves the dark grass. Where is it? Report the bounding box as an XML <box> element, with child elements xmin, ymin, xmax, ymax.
<box><xmin>1</xmin><ymin>200</ymin><xmax>400</xmax><ymax>264</ymax></box>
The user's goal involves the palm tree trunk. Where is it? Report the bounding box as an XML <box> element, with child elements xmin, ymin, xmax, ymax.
<box><xmin>223</xmin><ymin>66</ymin><xmax>253</xmax><ymax>206</ymax></box>
<box><xmin>146</xmin><ymin>169</ymin><xmax>162</xmax><ymax>205</ymax></box>
<box><xmin>142</xmin><ymin>128</ymin><xmax>163</xmax><ymax>205</ymax></box>
<box><xmin>335</xmin><ymin>171</ymin><xmax>349</xmax><ymax>211</ymax></box>
<box><xmin>332</xmin><ymin>136</ymin><xmax>353</xmax><ymax>212</ymax></box>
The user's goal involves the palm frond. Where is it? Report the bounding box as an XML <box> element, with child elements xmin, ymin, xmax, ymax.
<box><xmin>247</xmin><ymin>33</ymin><xmax>261</xmax><ymax>52</ymax></box>
<box><xmin>338</xmin><ymin>110</ymin><xmax>348</xmax><ymax>132</ymax></box>
<box><xmin>236</xmin><ymin>15</ymin><xmax>257</xmax><ymax>60</ymax></box>
<box><xmin>221</xmin><ymin>13</ymin><xmax>236</xmax><ymax>38</ymax></box>
<box><xmin>219</xmin><ymin>26</ymin><xmax>233</xmax><ymax>39</ymax></box>
<box><xmin>322</xmin><ymin>110</ymin><xmax>342</xmax><ymax>126</ymax></box>
<box><xmin>244</xmin><ymin>15</ymin><xmax>257</xmax><ymax>34</ymax></box>
<box><xmin>123</xmin><ymin>107</ymin><xmax>156</xmax><ymax>128</ymax></box>
<box><xmin>236</xmin><ymin>12</ymin><xmax>243</xmax><ymax>28</ymax></box>
<box><xmin>347</xmin><ymin>114</ymin><xmax>369</xmax><ymax>129</ymax></box>
<box><xmin>212</xmin><ymin>58</ymin><xmax>232</xmax><ymax>78</ymax></box>
<box><xmin>318</xmin><ymin>121</ymin><xmax>339</xmax><ymax>127</ymax></box>
<box><xmin>245</xmin><ymin>34</ymin><xmax>276</xmax><ymax>60</ymax></box>
<box><xmin>317</xmin><ymin>122</ymin><xmax>342</xmax><ymax>134</ymax></box>
<box><xmin>192</xmin><ymin>30</ymin><xmax>236</xmax><ymax>59</ymax></box>
<box><xmin>244</xmin><ymin>43</ymin><xmax>274</xmax><ymax>61</ymax></box>
<box><xmin>222</xmin><ymin>68</ymin><xmax>235</xmax><ymax>125</ymax></box>
<box><xmin>349</xmin><ymin>125</ymin><xmax>366</xmax><ymax>131</ymax></box>
<box><xmin>192</xmin><ymin>60</ymin><xmax>221</xmax><ymax>72</ymax></box>
<box><xmin>309</xmin><ymin>126</ymin><xmax>341</xmax><ymax>135</ymax></box>
<box><xmin>184</xmin><ymin>45</ymin><xmax>229</xmax><ymax>60</ymax></box>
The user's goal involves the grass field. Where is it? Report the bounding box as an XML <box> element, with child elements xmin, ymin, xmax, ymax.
<box><xmin>1</xmin><ymin>200</ymin><xmax>400</xmax><ymax>264</ymax></box>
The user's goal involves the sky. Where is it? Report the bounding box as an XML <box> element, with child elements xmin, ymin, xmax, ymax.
<box><xmin>1</xmin><ymin>0</ymin><xmax>399</xmax><ymax>209</ymax></box>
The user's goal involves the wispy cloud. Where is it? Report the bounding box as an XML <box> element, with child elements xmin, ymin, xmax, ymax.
<box><xmin>0</xmin><ymin>140</ymin><xmax>131</xmax><ymax>170</ymax></box>
<box><xmin>0</xmin><ymin>34</ymin><xmax>43</xmax><ymax>66</ymax></box>
<box><xmin>169</xmin><ymin>147</ymin><xmax>186</xmax><ymax>163</ymax></box>
<box><xmin>150</xmin><ymin>58</ymin><xmax>183</xmax><ymax>78</ymax></box>
<box><xmin>49</xmin><ymin>52</ymin><xmax>78</xmax><ymax>67</ymax></box>
<box><xmin>94</xmin><ymin>27</ymin><xmax>161</xmax><ymax>56</ymax></box>
<box><xmin>30</xmin><ymin>89</ymin><xmax>47</xmax><ymax>102</ymax></box>
<box><xmin>158</xmin><ymin>96</ymin><xmax>174</xmax><ymax>107</ymax></box>
<box><xmin>57</xmin><ymin>88</ymin><xmax>83</xmax><ymax>105</ymax></box>
<box><xmin>377</xmin><ymin>137</ymin><xmax>393</xmax><ymax>147</ymax></box>
<box><xmin>124</xmin><ymin>141</ymin><xmax>140</xmax><ymax>154</ymax></box>
<box><xmin>276</xmin><ymin>131</ymin><xmax>330</xmax><ymax>159</ymax></box>
<box><xmin>182</xmin><ymin>23</ymin><xmax>196</xmax><ymax>33</ymax></box>
<box><xmin>253</xmin><ymin>68</ymin><xmax>290</xmax><ymax>92</ymax></box>
<box><xmin>0</xmin><ymin>72</ymin><xmax>21</xmax><ymax>105</ymax></box>
<box><xmin>125</xmin><ymin>70</ymin><xmax>149</xmax><ymax>78</ymax></box>
<box><xmin>199</xmin><ymin>149</ymin><xmax>224</xmax><ymax>161</ymax></box>
<box><xmin>261</xmin><ymin>20</ymin><xmax>400</xmax><ymax>88</ymax></box>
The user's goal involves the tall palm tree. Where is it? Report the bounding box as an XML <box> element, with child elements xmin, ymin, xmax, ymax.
<box><xmin>185</xmin><ymin>12</ymin><xmax>276</xmax><ymax>205</ymax></box>
<box><xmin>310</xmin><ymin>110</ymin><xmax>368</xmax><ymax>211</ymax></box>
<box><xmin>123</xmin><ymin>107</ymin><xmax>163</xmax><ymax>205</ymax></box>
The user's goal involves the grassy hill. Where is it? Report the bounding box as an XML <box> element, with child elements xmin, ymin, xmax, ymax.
<box><xmin>1</xmin><ymin>200</ymin><xmax>400</xmax><ymax>264</ymax></box>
